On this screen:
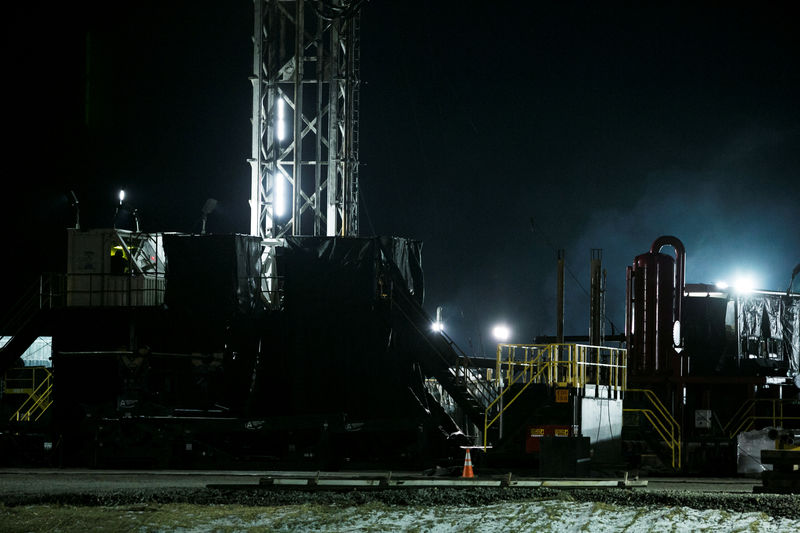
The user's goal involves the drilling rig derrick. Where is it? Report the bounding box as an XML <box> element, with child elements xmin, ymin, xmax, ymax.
<box><xmin>250</xmin><ymin>0</ymin><xmax>362</xmax><ymax>240</ymax></box>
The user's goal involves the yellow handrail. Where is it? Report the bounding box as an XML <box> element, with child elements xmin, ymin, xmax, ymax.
<box><xmin>3</xmin><ymin>366</ymin><xmax>51</xmax><ymax>395</ymax></box>
<box><xmin>625</xmin><ymin>388</ymin><xmax>682</xmax><ymax>469</ymax></box>
<box><xmin>10</xmin><ymin>370</ymin><xmax>53</xmax><ymax>422</ymax></box>
<box><xmin>484</xmin><ymin>345</ymin><xmax>553</xmax><ymax>447</ymax></box>
<box><xmin>27</xmin><ymin>382</ymin><xmax>54</xmax><ymax>421</ymax></box>
<box><xmin>483</xmin><ymin>343</ymin><xmax>627</xmax><ymax>449</ymax></box>
<box><xmin>723</xmin><ymin>399</ymin><xmax>800</xmax><ymax>439</ymax></box>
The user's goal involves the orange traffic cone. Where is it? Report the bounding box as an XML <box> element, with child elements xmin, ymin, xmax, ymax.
<box><xmin>462</xmin><ymin>448</ymin><xmax>474</xmax><ymax>478</ymax></box>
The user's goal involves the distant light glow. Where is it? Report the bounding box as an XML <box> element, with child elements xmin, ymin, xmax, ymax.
<box><xmin>492</xmin><ymin>324</ymin><xmax>511</xmax><ymax>342</ymax></box>
<box><xmin>432</xmin><ymin>321</ymin><xmax>444</xmax><ymax>332</ymax></box>
<box><xmin>119</xmin><ymin>190</ymin><xmax>126</xmax><ymax>203</ymax></box>
<box><xmin>715</xmin><ymin>281</ymin><xmax>728</xmax><ymax>290</ymax></box>
<box><xmin>275</xmin><ymin>171</ymin><xmax>285</xmax><ymax>217</ymax></box>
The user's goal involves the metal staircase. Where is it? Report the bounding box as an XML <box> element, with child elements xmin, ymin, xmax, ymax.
<box><xmin>389</xmin><ymin>283</ymin><xmax>499</xmax><ymax>435</ymax></box>
<box><xmin>0</xmin><ymin>276</ymin><xmax>58</xmax><ymax>374</ymax></box>
<box><xmin>623</xmin><ymin>388</ymin><xmax>682</xmax><ymax>470</ymax></box>
<box><xmin>5</xmin><ymin>366</ymin><xmax>53</xmax><ymax>422</ymax></box>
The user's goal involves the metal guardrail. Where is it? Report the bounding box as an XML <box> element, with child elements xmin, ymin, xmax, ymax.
<box><xmin>9</xmin><ymin>367</ymin><xmax>53</xmax><ymax>422</ymax></box>
<box><xmin>3</xmin><ymin>366</ymin><xmax>51</xmax><ymax>395</ymax></box>
<box><xmin>483</xmin><ymin>343</ymin><xmax>627</xmax><ymax>448</ymax></box>
<box><xmin>61</xmin><ymin>273</ymin><xmax>165</xmax><ymax>307</ymax></box>
<box><xmin>623</xmin><ymin>388</ymin><xmax>682</xmax><ymax>470</ymax></box>
<box><xmin>723</xmin><ymin>398</ymin><xmax>800</xmax><ymax>439</ymax></box>
<box><xmin>494</xmin><ymin>343</ymin><xmax>627</xmax><ymax>391</ymax></box>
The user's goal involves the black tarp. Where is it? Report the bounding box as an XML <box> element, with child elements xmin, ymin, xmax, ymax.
<box><xmin>380</xmin><ymin>236</ymin><xmax>424</xmax><ymax>304</ymax></box>
<box><xmin>163</xmin><ymin>234</ymin><xmax>264</xmax><ymax>317</ymax></box>
<box><xmin>738</xmin><ymin>293</ymin><xmax>800</xmax><ymax>375</ymax></box>
<box><xmin>251</xmin><ymin>236</ymin><xmax>426</xmax><ymax>421</ymax></box>
<box><xmin>280</xmin><ymin>236</ymin><xmax>424</xmax><ymax>306</ymax></box>
<box><xmin>683</xmin><ymin>296</ymin><xmax>729</xmax><ymax>374</ymax></box>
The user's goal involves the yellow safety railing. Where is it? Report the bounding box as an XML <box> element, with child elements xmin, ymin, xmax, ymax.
<box><xmin>483</xmin><ymin>343</ymin><xmax>627</xmax><ymax>448</ymax></box>
<box><xmin>623</xmin><ymin>388</ymin><xmax>682</xmax><ymax>470</ymax></box>
<box><xmin>723</xmin><ymin>398</ymin><xmax>800</xmax><ymax>439</ymax></box>
<box><xmin>9</xmin><ymin>368</ymin><xmax>53</xmax><ymax>422</ymax></box>
<box><xmin>3</xmin><ymin>366</ymin><xmax>51</xmax><ymax>395</ymax></box>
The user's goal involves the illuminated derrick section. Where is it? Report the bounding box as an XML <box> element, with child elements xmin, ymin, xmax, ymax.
<box><xmin>250</xmin><ymin>0</ymin><xmax>362</xmax><ymax>240</ymax></box>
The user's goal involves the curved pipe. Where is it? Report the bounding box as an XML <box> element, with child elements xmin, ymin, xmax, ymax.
<box><xmin>650</xmin><ymin>235</ymin><xmax>686</xmax><ymax>324</ymax></box>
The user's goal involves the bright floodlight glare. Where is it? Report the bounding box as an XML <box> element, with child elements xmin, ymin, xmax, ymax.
<box><xmin>733</xmin><ymin>276</ymin><xmax>755</xmax><ymax>293</ymax></box>
<box><xmin>275</xmin><ymin>171</ymin><xmax>285</xmax><ymax>217</ymax></box>
<box><xmin>432</xmin><ymin>321</ymin><xmax>444</xmax><ymax>332</ymax></box>
<box><xmin>118</xmin><ymin>190</ymin><xmax>125</xmax><ymax>204</ymax></box>
<box><xmin>715</xmin><ymin>281</ymin><xmax>729</xmax><ymax>290</ymax></box>
<box><xmin>492</xmin><ymin>324</ymin><xmax>511</xmax><ymax>342</ymax></box>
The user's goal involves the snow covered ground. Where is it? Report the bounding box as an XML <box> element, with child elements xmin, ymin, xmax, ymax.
<box><xmin>172</xmin><ymin>500</ymin><xmax>800</xmax><ymax>532</ymax></box>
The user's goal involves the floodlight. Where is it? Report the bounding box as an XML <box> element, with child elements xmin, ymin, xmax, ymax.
<box><xmin>119</xmin><ymin>190</ymin><xmax>126</xmax><ymax>204</ymax></box>
<box><xmin>200</xmin><ymin>198</ymin><xmax>218</xmax><ymax>234</ymax></box>
<box><xmin>492</xmin><ymin>324</ymin><xmax>511</xmax><ymax>342</ymax></box>
<box><xmin>715</xmin><ymin>281</ymin><xmax>728</xmax><ymax>290</ymax></box>
<box><xmin>432</xmin><ymin>321</ymin><xmax>444</xmax><ymax>332</ymax></box>
<box><xmin>733</xmin><ymin>276</ymin><xmax>755</xmax><ymax>293</ymax></box>
<box><xmin>275</xmin><ymin>171</ymin><xmax>286</xmax><ymax>217</ymax></box>
<box><xmin>277</xmin><ymin>97</ymin><xmax>286</xmax><ymax>141</ymax></box>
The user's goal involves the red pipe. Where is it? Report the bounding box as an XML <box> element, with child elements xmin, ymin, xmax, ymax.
<box><xmin>649</xmin><ymin>235</ymin><xmax>686</xmax><ymax>326</ymax></box>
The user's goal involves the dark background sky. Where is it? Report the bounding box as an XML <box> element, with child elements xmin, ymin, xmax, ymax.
<box><xmin>4</xmin><ymin>2</ymin><xmax>799</xmax><ymax>354</ymax></box>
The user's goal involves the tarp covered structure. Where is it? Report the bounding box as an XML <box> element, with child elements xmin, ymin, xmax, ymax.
<box><xmin>738</xmin><ymin>293</ymin><xmax>800</xmax><ymax>376</ymax></box>
<box><xmin>279</xmin><ymin>236</ymin><xmax>424</xmax><ymax>306</ymax></box>
<box><xmin>163</xmin><ymin>233</ymin><xmax>264</xmax><ymax>318</ymax></box>
<box><xmin>253</xmin><ymin>236</ymin><xmax>426</xmax><ymax>421</ymax></box>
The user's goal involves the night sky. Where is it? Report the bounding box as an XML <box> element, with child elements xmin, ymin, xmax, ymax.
<box><xmin>4</xmin><ymin>2</ymin><xmax>799</xmax><ymax>354</ymax></box>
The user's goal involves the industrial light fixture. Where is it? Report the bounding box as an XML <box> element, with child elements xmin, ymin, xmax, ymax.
<box><xmin>113</xmin><ymin>190</ymin><xmax>124</xmax><ymax>229</ymax></box>
<box><xmin>715</xmin><ymin>281</ymin><xmax>729</xmax><ymax>290</ymax></box>
<box><xmin>114</xmin><ymin>189</ymin><xmax>140</xmax><ymax>232</ymax></box>
<box><xmin>200</xmin><ymin>198</ymin><xmax>218</xmax><ymax>235</ymax></box>
<box><xmin>432</xmin><ymin>306</ymin><xmax>444</xmax><ymax>333</ymax></box>
<box><xmin>69</xmin><ymin>190</ymin><xmax>80</xmax><ymax>230</ymax></box>
<box><xmin>276</xmin><ymin>97</ymin><xmax>286</xmax><ymax>142</ymax></box>
<box><xmin>733</xmin><ymin>276</ymin><xmax>756</xmax><ymax>294</ymax></box>
<box><xmin>275</xmin><ymin>170</ymin><xmax>286</xmax><ymax>217</ymax></box>
<box><xmin>492</xmin><ymin>324</ymin><xmax>511</xmax><ymax>342</ymax></box>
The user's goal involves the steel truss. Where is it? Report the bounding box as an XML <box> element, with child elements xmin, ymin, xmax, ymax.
<box><xmin>250</xmin><ymin>0</ymin><xmax>362</xmax><ymax>239</ymax></box>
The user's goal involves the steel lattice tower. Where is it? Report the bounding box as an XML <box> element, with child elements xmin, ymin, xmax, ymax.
<box><xmin>250</xmin><ymin>0</ymin><xmax>362</xmax><ymax>239</ymax></box>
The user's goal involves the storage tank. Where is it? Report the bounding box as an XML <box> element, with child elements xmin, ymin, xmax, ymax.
<box><xmin>626</xmin><ymin>236</ymin><xmax>685</xmax><ymax>378</ymax></box>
